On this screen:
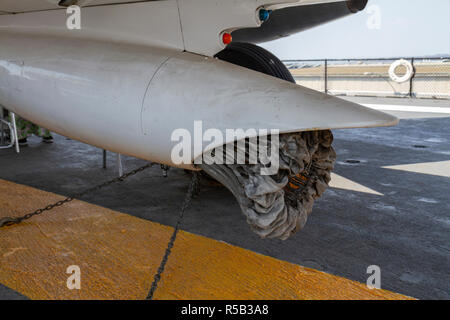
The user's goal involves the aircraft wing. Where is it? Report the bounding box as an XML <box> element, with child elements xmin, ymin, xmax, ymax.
<box><xmin>0</xmin><ymin>0</ymin><xmax>367</xmax><ymax>56</ymax></box>
<box><xmin>0</xmin><ymin>1</ymin><xmax>345</xmax><ymax>14</ymax></box>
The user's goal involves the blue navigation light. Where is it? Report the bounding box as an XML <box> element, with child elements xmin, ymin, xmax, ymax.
<box><xmin>259</xmin><ymin>9</ymin><xmax>272</xmax><ymax>22</ymax></box>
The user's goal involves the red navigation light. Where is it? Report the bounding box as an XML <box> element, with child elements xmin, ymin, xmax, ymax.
<box><xmin>222</xmin><ymin>33</ymin><xmax>232</xmax><ymax>45</ymax></box>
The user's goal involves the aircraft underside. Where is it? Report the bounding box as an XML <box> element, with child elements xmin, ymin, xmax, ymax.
<box><xmin>0</xmin><ymin>0</ymin><xmax>398</xmax><ymax>239</ymax></box>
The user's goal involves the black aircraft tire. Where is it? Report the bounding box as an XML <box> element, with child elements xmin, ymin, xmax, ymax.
<box><xmin>215</xmin><ymin>42</ymin><xmax>295</xmax><ymax>83</ymax></box>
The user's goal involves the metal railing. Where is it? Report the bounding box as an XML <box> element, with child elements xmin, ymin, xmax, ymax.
<box><xmin>284</xmin><ymin>57</ymin><xmax>450</xmax><ymax>100</ymax></box>
<box><xmin>0</xmin><ymin>106</ymin><xmax>20</xmax><ymax>152</ymax></box>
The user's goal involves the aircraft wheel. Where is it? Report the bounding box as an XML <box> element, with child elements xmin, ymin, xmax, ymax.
<box><xmin>215</xmin><ymin>42</ymin><xmax>295</xmax><ymax>83</ymax></box>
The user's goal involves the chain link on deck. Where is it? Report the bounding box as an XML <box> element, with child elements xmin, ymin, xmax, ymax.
<box><xmin>0</xmin><ymin>163</ymin><xmax>154</xmax><ymax>228</ymax></box>
<box><xmin>146</xmin><ymin>171</ymin><xmax>200</xmax><ymax>300</ymax></box>
<box><xmin>0</xmin><ymin>161</ymin><xmax>201</xmax><ymax>300</ymax></box>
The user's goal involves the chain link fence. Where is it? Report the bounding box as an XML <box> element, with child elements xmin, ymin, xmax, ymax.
<box><xmin>284</xmin><ymin>57</ymin><xmax>450</xmax><ymax>100</ymax></box>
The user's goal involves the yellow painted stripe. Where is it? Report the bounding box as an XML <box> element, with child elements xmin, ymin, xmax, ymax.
<box><xmin>0</xmin><ymin>179</ymin><xmax>413</xmax><ymax>300</ymax></box>
<box><xmin>154</xmin><ymin>231</ymin><xmax>411</xmax><ymax>300</ymax></box>
<box><xmin>0</xmin><ymin>179</ymin><xmax>171</xmax><ymax>300</ymax></box>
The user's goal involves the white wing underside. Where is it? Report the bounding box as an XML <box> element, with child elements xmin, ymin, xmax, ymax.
<box><xmin>0</xmin><ymin>0</ymin><xmax>342</xmax><ymax>15</ymax></box>
<box><xmin>0</xmin><ymin>0</ymin><xmax>345</xmax><ymax>56</ymax></box>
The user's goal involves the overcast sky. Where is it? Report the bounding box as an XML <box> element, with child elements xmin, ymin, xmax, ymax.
<box><xmin>261</xmin><ymin>0</ymin><xmax>450</xmax><ymax>60</ymax></box>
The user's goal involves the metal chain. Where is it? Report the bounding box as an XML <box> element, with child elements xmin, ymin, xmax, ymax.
<box><xmin>1</xmin><ymin>159</ymin><xmax>201</xmax><ymax>301</ymax></box>
<box><xmin>0</xmin><ymin>163</ymin><xmax>154</xmax><ymax>228</ymax></box>
<box><xmin>146</xmin><ymin>171</ymin><xmax>200</xmax><ymax>300</ymax></box>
